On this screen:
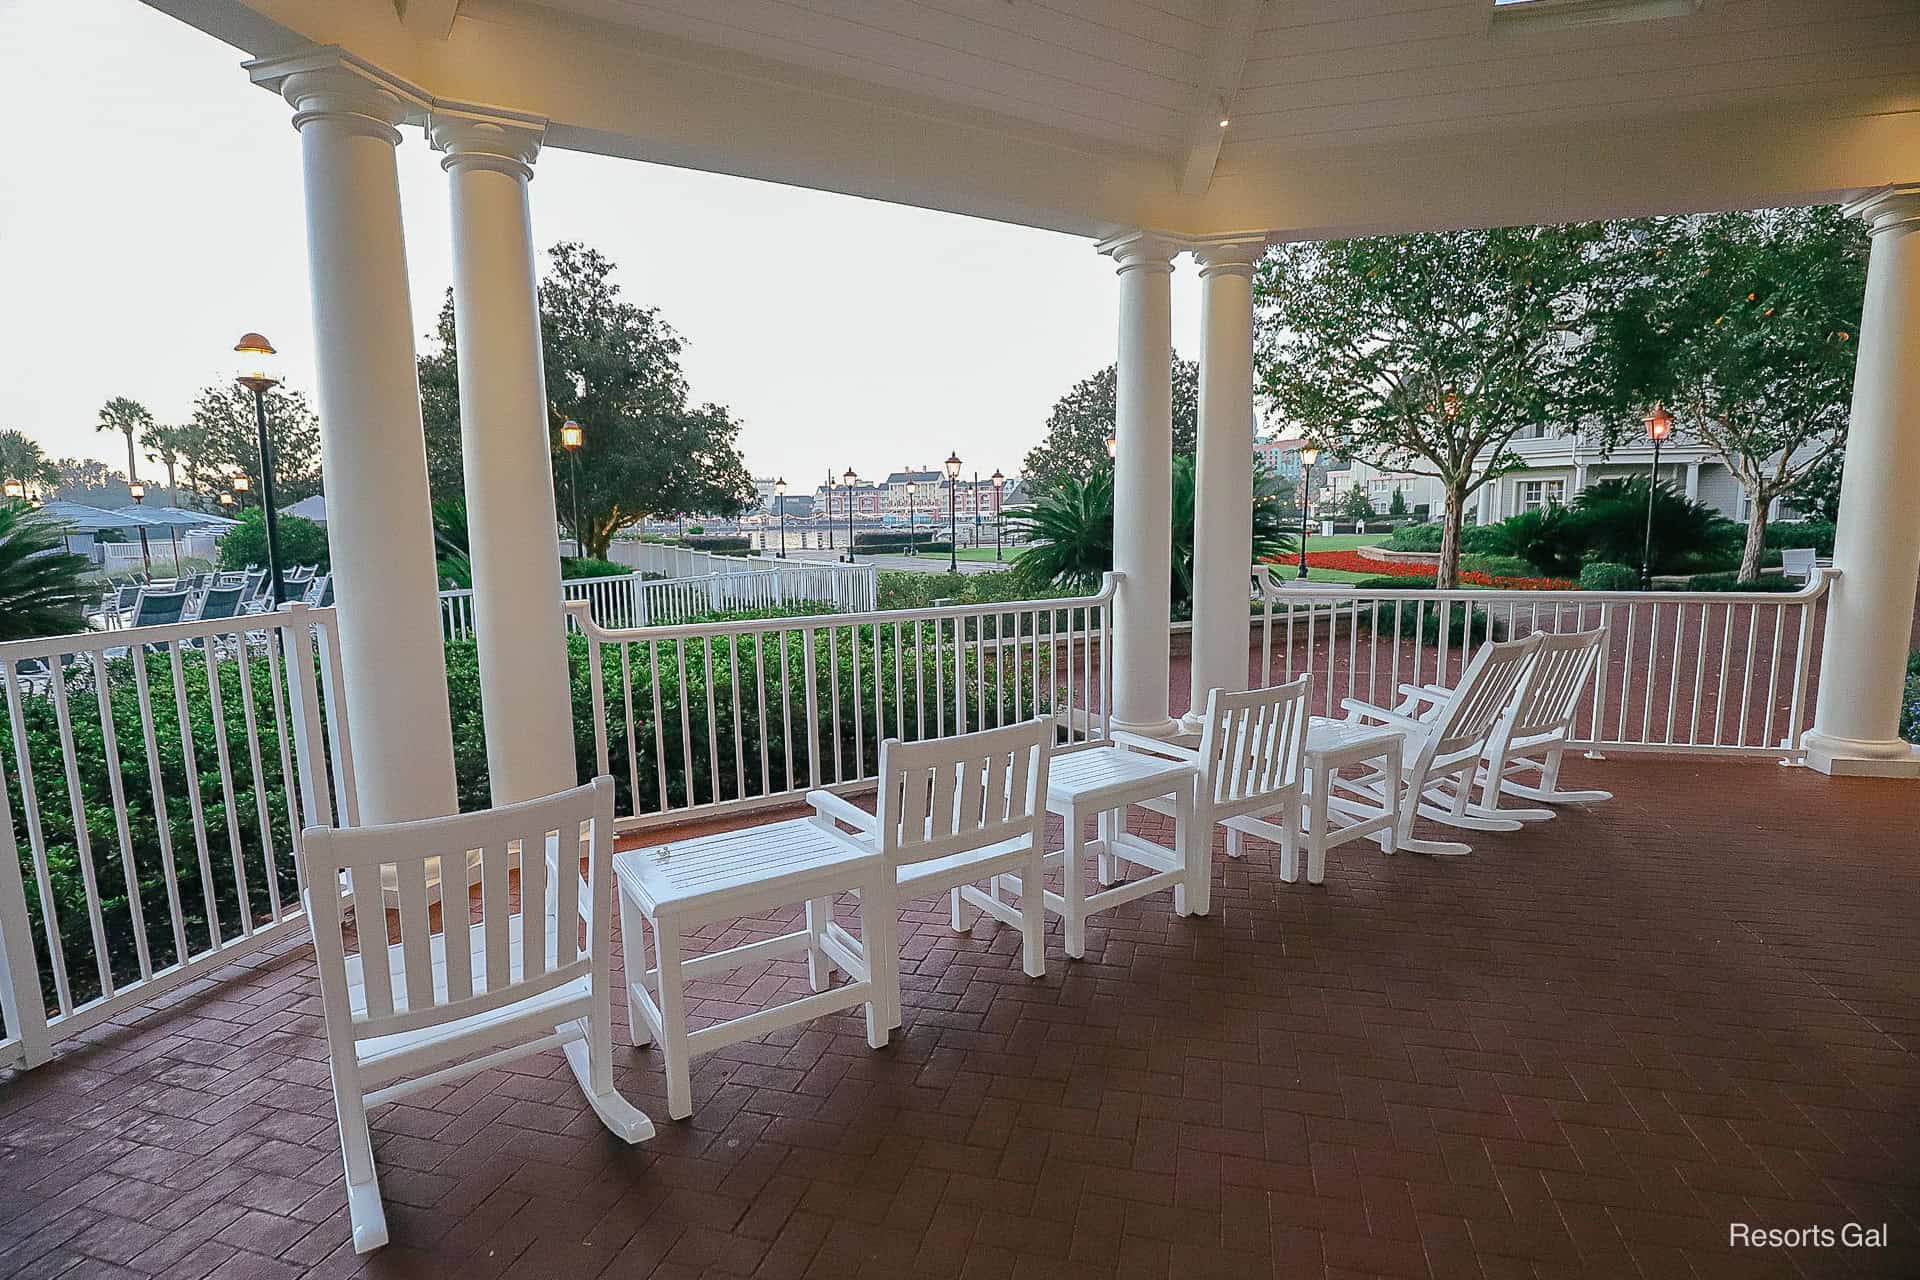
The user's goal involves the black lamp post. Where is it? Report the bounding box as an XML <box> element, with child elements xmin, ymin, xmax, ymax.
<box><xmin>1639</xmin><ymin>403</ymin><xmax>1674</xmax><ymax>590</ymax></box>
<box><xmin>944</xmin><ymin>452</ymin><xmax>962</xmax><ymax>574</ymax></box>
<box><xmin>1296</xmin><ymin>446</ymin><xmax>1320</xmax><ymax>579</ymax></box>
<box><xmin>842</xmin><ymin>468</ymin><xmax>858</xmax><ymax>561</ymax></box>
<box><xmin>906</xmin><ymin>479</ymin><xmax>916</xmax><ymax>555</ymax></box>
<box><xmin>560</xmin><ymin>419</ymin><xmax>584</xmax><ymax>557</ymax></box>
<box><xmin>234</xmin><ymin>333</ymin><xmax>287</xmax><ymax>608</ymax></box>
<box><xmin>990</xmin><ymin>468</ymin><xmax>1005</xmax><ymax>561</ymax></box>
<box><xmin>128</xmin><ymin>483</ymin><xmax>153</xmax><ymax>573</ymax></box>
<box><xmin>774</xmin><ymin>477</ymin><xmax>788</xmax><ymax>558</ymax></box>
<box><xmin>972</xmin><ymin>470</ymin><xmax>982</xmax><ymax>546</ymax></box>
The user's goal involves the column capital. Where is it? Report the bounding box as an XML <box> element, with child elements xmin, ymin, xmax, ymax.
<box><xmin>1844</xmin><ymin>183</ymin><xmax>1920</xmax><ymax>235</ymax></box>
<box><xmin>431</xmin><ymin>108</ymin><xmax>549</xmax><ymax>180</ymax></box>
<box><xmin>1097</xmin><ymin>230</ymin><xmax>1182</xmax><ymax>274</ymax></box>
<box><xmin>1190</xmin><ymin>235</ymin><xmax>1268</xmax><ymax>277</ymax></box>
<box><xmin>247</xmin><ymin>46</ymin><xmax>429</xmax><ymax>144</ymax></box>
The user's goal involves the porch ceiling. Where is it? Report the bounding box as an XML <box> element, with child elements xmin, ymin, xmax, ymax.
<box><xmin>149</xmin><ymin>0</ymin><xmax>1920</xmax><ymax>237</ymax></box>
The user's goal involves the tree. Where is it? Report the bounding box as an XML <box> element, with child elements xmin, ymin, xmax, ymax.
<box><xmin>186</xmin><ymin>384</ymin><xmax>324</xmax><ymax>506</ymax></box>
<box><xmin>417</xmin><ymin>242</ymin><xmax>757</xmax><ymax>559</ymax></box>
<box><xmin>142</xmin><ymin>424</ymin><xmax>198</xmax><ymax>500</ymax></box>
<box><xmin>417</xmin><ymin>293</ymin><xmax>466</xmax><ymax>498</ymax></box>
<box><xmin>1340</xmin><ymin>487</ymin><xmax>1376</xmax><ymax>521</ymax></box>
<box><xmin>1255</xmin><ymin>226</ymin><xmax>1599</xmax><ymax>587</ymax></box>
<box><xmin>0</xmin><ymin>429</ymin><xmax>58</xmax><ymax>494</ymax></box>
<box><xmin>0</xmin><ymin>499</ymin><xmax>94</xmax><ymax>641</ymax></box>
<box><xmin>96</xmin><ymin>397</ymin><xmax>153</xmax><ymax>484</ymax></box>
<box><xmin>1009</xmin><ymin>459</ymin><xmax>1294</xmax><ymax>615</ymax></box>
<box><xmin>1387</xmin><ymin>486</ymin><xmax>1408</xmax><ymax>517</ymax></box>
<box><xmin>1578</xmin><ymin>208</ymin><xmax>1867</xmax><ymax>579</ymax></box>
<box><xmin>217</xmin><ymin>509</ymin><xmax>330</xmax><ymax>573</ymax></box>
<box><xmin>1021</xmin><ymin>358</ymin><xmax>1200</xmax><ymax>495</ymax></box>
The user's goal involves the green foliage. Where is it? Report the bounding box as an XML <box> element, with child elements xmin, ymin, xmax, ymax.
<box><xmin>1387</xmin><ymin>487</ymin><xmax>1409</xmax><ymax>517</ymax></box>
<box><xmin>1458</xmin><ymin>554</ymin><xmax>1536</xmax><ymax>580</ymax></box>
<box><xmin>875</xmin><ymin>570</ymin><xmax>1035</xmax><ymax>611</ymax></box>
<box><xmin>1568</xmin><ymin>478</ymin><xmax>1737</xmax><ymax>575</ymax></box>
<box><xmin>1022</xmin><ymin>359</ymin><xmax>1200</xmax><ymax>494</ymax></box>
<box><xmin>561</xmin><ymin>556</ymin><xmax>628</xmax><ymax>580</ymax></box>
<box><xmin>1682</xmin><ymin>572</ymin><xmax>1802</xmax><ymax>593</ymax></box>
<box><xmin>0</xmin><ymin>500</ymin><xmax>95</xmax><ymax>641</ymax></box>
<box><xmin>1764</xmin><ymin>519</ymin><xmax>1836</xmax><ymax>556</ymax></box>
<box><xmin>1256</xmin><ymin>224</ymin><xmax>1601</xmax><ymax>587</ymax></box>
<box><xmin>217</xmin><ymin>509</ymin><xmax>330</xmax><ymax>574</ymax></box>
<box><xmin>2</xmin><ymin>649</ymin><xmax>313</xmax><ymax>1009</ymax></box>
<box><xmin>1578</xmin><ymin>561</ymin><xmax>1640</xmax><ymax>592</ymax></box>
<box><xmin>1009</xmin><ymin>459</ymin><xmax>1295</xmax><ymax>616</ymax></box>
<box><xmin>1331</xmin><ymin>580</ymin><xmax>1499</xmax><ymax>644</ymax></box>
<box><xmin>418</xmin><ymin>243</ymin><xmax>757</xmax><ymax>557</ymax></box>
<box><xmin>681</xmin><ymin>535</ymin><xmax>751</xmax><ymax>554</ymax></box>
<box><xmin>95</xmin><ymin>396</ymin><xmax>153</xmax><ymax>482</ymax></box>
<box><xmin>1383</xmin><ymin>523</ymin><xmax>1441</xmax><ymax>552</ymax></box>
<box><xmin>1339</xmin><ymin>487</ymin><xmax>1375</xmax><ymax>520</ymax></box>
<box><xmin>1578</xmin><ymin>207</ymin><xmax>1867</xmax><ymax>578</ymax></box>
<box><xmin>187</xmin><ymin>384</ymin><xmax>324</xmax><ymax>505</ymax></box>
<box><xmin>0</xmin><ymin>429</ymin><xmax>59</xmax><ymax>493</ymax></box>
<box><xmin>1476</xmin><ymin>506</ymin><xmax>1587</xmax><ymax>578</ymax></box>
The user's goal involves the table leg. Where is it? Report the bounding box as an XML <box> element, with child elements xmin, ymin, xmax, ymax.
<box><xmin>655</xmin><ymin>913</ymin><xmax>692</xmax><ymax>1120</ymax></box>
<box><xmin>617</xmin><ymin>890</ymin><xmax>652</xmax><ymax>1048</ymax></box>
<box><xmin>1176</xmin><ymin>784</ymin><xmax>1203</xmax><ymax>917</ymax></box>
<box><xmin>1063</xmin><ymin>801</ymin><xmax>1086</xmax><ymax>959</ymax></box>
<box><xmin>1382</xmin><ymin>739</ymin><xmax>1402</xmax><ymax>856</ymax></box>
<box><xmin>1096</xmin><ymin>808</ymin><xmax>1114</xmax><ymax>886</ymax></box>
<box><xmin>805</xmin><ymin>897</ymin><xmax>830</xmax><ymax>993</ymax></box>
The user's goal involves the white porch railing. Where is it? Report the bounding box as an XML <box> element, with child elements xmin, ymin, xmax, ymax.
<box><xmin>0</xmin><ymin>605</ymin><xmax>353</xmax><ymax>1070</ymax></box>
<box><xmin>1254</xmin><ymin>571</ymin><xmax>1835</xmax><ymax>757</ymax></box>
<box><xmin>440</xmin><ymin>564</ymin><xmax>879</xmax><ymax>638</ymax></box>
<box><xmin>569</xmin><ymin>575</ymin><xmax>1116</xmax><ymax>831</ymax></box>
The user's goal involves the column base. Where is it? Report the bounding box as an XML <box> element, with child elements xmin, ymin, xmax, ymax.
<box><xmin>1111</xmin><ymin>715</ymin><xmax>1181</xmax><ymax>740</ymax></box>
<box><xmin>1801</xmin><ymin>731</ymin><xmax>1920</xmax><ymax>779</ymax></box>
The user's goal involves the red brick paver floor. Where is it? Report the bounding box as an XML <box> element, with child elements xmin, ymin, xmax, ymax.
<box><xmin>2</xmin><ymin>758</ymin><xmax>1917</xmax><ymax>1279</ymax></box>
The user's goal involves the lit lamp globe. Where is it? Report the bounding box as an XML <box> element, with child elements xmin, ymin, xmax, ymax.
<box><xmin>1104</xmin><ymin>433</ymin><xmax>1117</xmax><ymax>460</ymax></box>
<box><xmin>129</xmin><ymin>483</ymin><xmax>146</xmax><ymax>504</ymax></box>
<box><xmin>219</xmin><ymin>492</ymin><xmax>236</xmax><ymax>509</ymax></box>
<box><xmin>1643</xmin><ymin>403</ymin><xmax>1674</xmax><ymax>442</ymax></box>
<box><xmin>3</xmin><ymin>480</ymin><xmax>23</xmax><ymax>501</ymax></box>
<box><xmin>235</xmin><ymin>333</ymin><xmax>281</xmax><ymax>393</ymax></box>
<box><xmin>560</xmin><ymin>420</ymin><xmax>584</xmax><ymax>451</ymax></box>
<box><xmin>231</xmin><ymin>475</ymin><xmax>251</xmax><ymax>494</ymax></box>
<box><xmin>944</xmin><ymin>452</ymin><xmax>962</xmax><ymax>481</ymax></box>
<box><xmin>773</xmin><ymin>478</ymin><xmax>787</xmax><ymax>498</ymax></box>
<box><xmin>842</xmin><ymin>468</ymin><xmax>857</xmax><ymax>488</ymax></box>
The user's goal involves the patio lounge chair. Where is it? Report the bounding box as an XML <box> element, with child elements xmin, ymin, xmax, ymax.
<box><xmin>1781</xmin><ymin>547</ymin><xmax>1818</xmax><ymax>582</ymax></box>
<box><xmin>302</xmin><ymin>777</ymin><xmax>651</xmax><ymax>1253</ymax></box>
<box><xmin>190</xmin><ymin>583</ymin><xmax>247</xmax><ymax>623</ymax></box>
<box><xmin>1341</xmin><ymin>633</ymin><xmax>1542</xmax><ymax>856</ymax></box>
<box><xmin>1475</xmin><ymin>627</ymin><xmax>1611</xmax><ymax>819</ymax></box>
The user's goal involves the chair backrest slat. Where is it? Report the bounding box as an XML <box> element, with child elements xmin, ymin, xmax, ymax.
<box><xmin>1508</xmin><ymin>627</ymin><xmax>1605</xmax><ymax>740</ymax></box>
<box><xmin>302</xmin><ymin>780</ymin><xmax>615</xmax><ymax>1040</ymax></box>
<box><xmin>1429</xmin><ymin>635</ymin><xmax>1541</xmax><ymax>760</ymax></box>
<box><xmin>130</xmin><ymin>588</ymin><xmax>191</xmax><ymax>629</ymax></box>
<box><xmin>1197</xmin><ymin>677</ymin><xmax>1311</xmax><ymax>810</ymax></box>
<box><xmin>875</xmin><ymin>719</ymin><xmax>1049</xmax><ymax>865</ymax></box>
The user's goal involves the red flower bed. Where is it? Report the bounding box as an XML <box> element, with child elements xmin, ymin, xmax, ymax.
<box><xmin>1261</xmin><ymin>549</ymin><xmax>1574</xmax><ymax>591</ymax></box>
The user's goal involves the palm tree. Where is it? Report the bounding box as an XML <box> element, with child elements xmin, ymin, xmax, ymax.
<box><xmin>0</xmin><ymin>428</ymin><xmax>59</xmax><ymax>495</ymax></box>
<box><xmin>1008</xmin><ymin>460</ymin><xmax>1296</xmax><ymax>615</ymax></box>
<box><xmin>143</xmin><ymin>423</ymin><xmax>192</xmax><ymax>498</ymax></box>
<box><xmin>0</xmin><ymin>499</ymin><xmax>94</xmax><ymax>641</ymax></box>
<box><xmin>96</xmin><ymin>396</ymin><xmax>153</xmax><ymax>484</ymax></box>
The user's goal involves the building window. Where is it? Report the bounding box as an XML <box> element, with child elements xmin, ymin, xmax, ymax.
<box><xmin>1518</xmin><ymin>479</ymin><xmax>1565</xmax><ymax>512</ymax></box>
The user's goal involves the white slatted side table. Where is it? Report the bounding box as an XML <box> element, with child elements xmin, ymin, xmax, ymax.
<box><xmin>614</xmin><ymin>818</ymin><xmax>894</xmax><ymax>1120</ymax></box>
<box><xmin>1040</xmin><ymin>746</ymin><xmax>1199</xmax><ymax>958</ymax></box>
<box><xmin>1297</xmin><ymin>717</ymin><xmax>1404</xmax><ymax>884</ymax></box>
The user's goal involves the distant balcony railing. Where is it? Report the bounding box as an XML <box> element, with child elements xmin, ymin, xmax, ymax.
<box><xmin>439</xmin><ymin>564</ymin><xmax>879</xmax><ymax>638</ymax></box>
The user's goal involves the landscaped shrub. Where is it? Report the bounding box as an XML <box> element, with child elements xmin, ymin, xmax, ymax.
<box><xmin>680</xmin><ymin>535</ymin><xmax>751</xmax><ymax>554</ymax></box>
<box><xmin>561</xmin><ymin>556</ymin><xmax>629</xmax><ymax>580</ymax></box>
<box><xmin>850</xmin><ymin>540</ymin><xmax>952</xmax><ymax>556</ymax></box>
<box><xmin>1681</xmin><ymin>572</ymin><xmax>1803</xmax><ymax>592</ymax></box>
<box><xmin>1765</xmin><ymin>519</ymin><xmax>1837</xmax><ymax>556</ymax></box>
<box><xmin>218</xmin><ymin>509</ymin><xmax>331</xmax><ymax>573</ymax></box>
<box><xmin>875</xmin><ymin>570</ymin><xmax>1038</xmax><ymax>611</ymax></box>
<box><xmin>1459</xmin><ymin>553</ymin><xmax>1538</xmax><ymax>580</ymax></box>
<box><xmin>1382</xmin><ymin>523</ymin><xmax>1441</xmax><ymax>552</ymax></box>
<box><xmin>1902</xmin><ymin>650</ymin><xmax>1919</xmax><ymax>746</ymax></box>
<box><xmin>1578</xmin><ymin>561</ymin><xmax>1640</xmax><ymax>592</ymax></box>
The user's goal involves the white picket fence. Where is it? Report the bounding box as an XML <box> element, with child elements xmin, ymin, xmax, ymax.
<box><xmin>0</xmin><ymin>604</ymin><xmax>353</xmax><ymax>1071</ymax></box>
<box><xmin>569</xmin><ymin>575</ymin><xmax>1117</xmax><ymax>831</ymax></box>
<box><xmin>1252</xmin><ymin>570</ymin><xmax>1835</xmax><ymax>756</ymax></box>
<box><xmin>440</xmin><ymin>564</ymin><xmax>878</xmax><ymax>639</ymax></box>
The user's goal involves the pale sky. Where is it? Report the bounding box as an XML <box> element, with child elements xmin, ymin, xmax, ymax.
<box><xmin>0</xmin><ymin>0</ymin><xmax>1212</xmax><ymax>493</ymax></box>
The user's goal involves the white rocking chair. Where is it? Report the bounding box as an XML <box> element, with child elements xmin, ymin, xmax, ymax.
<box><xmin>1116</xmin><ymin>676</ymin><xmax>1314</xmax><ymax>884</ymax></box>
<box><xmin>1342</xmin><ymin>634</ymin><xmax>1542</xmax><ymax>856</ymax></box>
<box><xmin>1477</xmin><ymin>626</ymin><xmax>1611</xmax><ymax>819</ymax></box>
<box><xmin>302</xmin><ymin>777</ymin><xmax>652</xmax><ymax>1253</ymax></box>
<box><xmin>809</xmin><ymin>718</ymin><xmax>1052</xmax><ymax>1027</ymax></box>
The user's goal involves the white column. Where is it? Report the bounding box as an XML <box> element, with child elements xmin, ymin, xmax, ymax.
<box><xmin>1806</xmin><ymin>185</ymin><xmax>1920</xmax><ymax>778</ymax></box>
<box><xmin>252</xmin><ymin>53</ymin><xmax>459</xmax><ymax>823</ymax></box>
<box><xmin>1100</xmin><ymin>232</ymin><xmax>1182</xmax><ymax>737</ymax></box>
<box><xmin>1187</xmin><ymin>237</ymin><xmax>1265</xmax><ymax>730</ymax></box>
<box><xmin>433</xmin><ymin>112</ymin><xmax>577</xmax><ymax>806</ymax></box>
<box><xmin>1684</xmin><ymin>459</ymin><xmax>1701</xmax><ymax>502</ymax></box>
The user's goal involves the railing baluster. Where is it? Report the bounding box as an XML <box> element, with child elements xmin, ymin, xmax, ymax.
<box><xmin>90</xmin><ymin>652</ymin><xmax>151</xmax><ymax>978</ymax></box>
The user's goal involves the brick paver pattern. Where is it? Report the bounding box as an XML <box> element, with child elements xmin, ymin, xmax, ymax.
<box><xmin>2</xmin><ymin>757</ymin><xmax>1917</xmax><ymax>1279</ymax></box>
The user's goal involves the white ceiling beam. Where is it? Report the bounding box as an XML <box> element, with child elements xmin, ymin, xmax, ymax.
<box><xmin>396</xmin><ymin>0</ymin><xmax>460</xmax><ymax>40</ymax></box>
<box><xmin>1176</xmin><ymin>0</ymin><xmax>1265</xmax><ymax>199</ymax></box>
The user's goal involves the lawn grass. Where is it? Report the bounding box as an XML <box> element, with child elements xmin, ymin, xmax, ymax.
<box><xmin>954</xmin><ymin>545</ymin><xmax>1026</xmax><ymax>562</ymax></box>
<box><xmin>1300</xmin><ymin>531</ymin><xmax>1390</xmax><ymax>550</ymax></box>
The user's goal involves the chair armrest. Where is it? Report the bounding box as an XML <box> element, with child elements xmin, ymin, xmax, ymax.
<box><xmin>1111</xmin><ymin>730</ymin><xmax>1199</xmax><ymax>762</ymax></box>
<box><xmin>806</xmin><ymin>790</ymin><xmax>878</xmax><ymax>838</ymax></box>
<box><xmin>1341</xmin><ymin>698</ymin><xmax>1432</xmax><ymax>732</ymax></box>
<box><xmin>1396</xmin><ymin>683</ymin><xmax>1452</xmax><ymax>706</ymax></box>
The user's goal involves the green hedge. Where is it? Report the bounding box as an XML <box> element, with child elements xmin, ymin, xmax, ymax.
<box><xmin>561</xmin><ymin>556</ymin><xmax>629</xmax><ymax>580</ymax></box>
<box><xmin>852</xmin><ymin>541</ymin><xmax>953</xmax><ymax>556</ymax></box>
<box><xmin>1902</xmin><ymin>651</ymin><xmax>1919</xmax><ymax>746</ymax></box>
<box><xmin>1578</xmin><ymin>561</ymin><xmax>1640</xmax><ymax>591</ymax></box>
<box><xmin>1765</xmin><ymin>519</ymin><xmax>1836</xmax><ymax>556</ymax></box>
<box><xmin>1681</xmin><ymin>572</ymin><xmax>1803</xmax><ymax>593</ymax></box>
<box><xmin>680</xmin><ymin>535</ymin><xmax>751</xmax><ymax>554</ymax></box>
